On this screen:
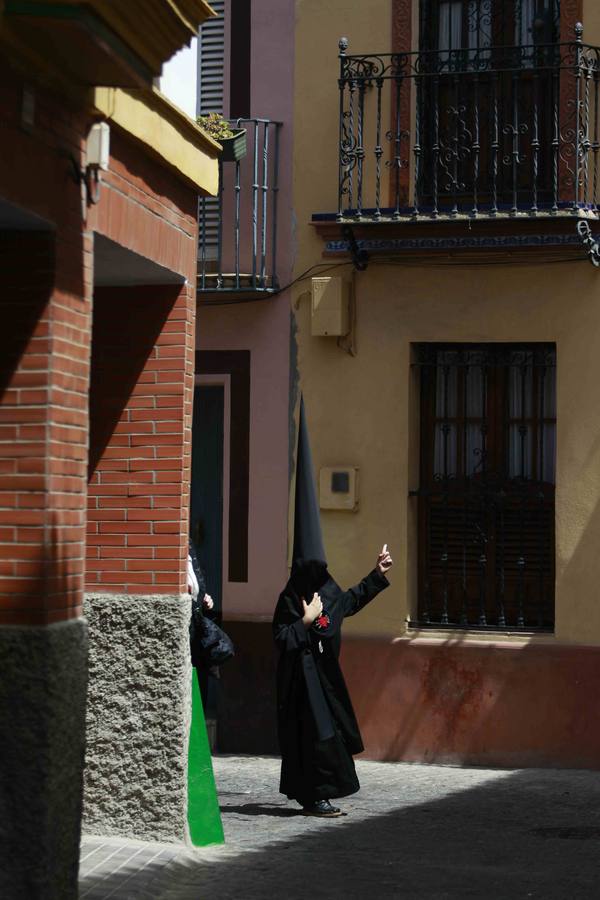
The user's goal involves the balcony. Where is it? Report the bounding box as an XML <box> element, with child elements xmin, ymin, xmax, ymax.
<box><xmin>314</xmin><ymin>27</ymin><xmax>600</xmax><ymax>262</ymax></box>
<box><xmin>198</xmin><ymin>118</ymin><xmax>282</xmax><ymax>301</ymax></box>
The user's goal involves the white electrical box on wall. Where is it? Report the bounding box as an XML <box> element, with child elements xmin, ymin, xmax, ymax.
<box><xmin>319</xmin><ymin>466</ymin><xmax>359</xmax><ymax>511</ymax></box>
<box><xmin>87</xmin><ymin>122</ymin><xmax>110</xmax><ymax>170</ymax></box>
<box><xmin>311</xmin><ymin>276</ymin><xmax>350</xmax><ymax>336</ymax></box>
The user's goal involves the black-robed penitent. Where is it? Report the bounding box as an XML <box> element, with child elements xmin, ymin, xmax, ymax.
<box><xmin>272</xmin><ymin>559</ymin><xmax>389</xmax><ymax>804</ymax></box>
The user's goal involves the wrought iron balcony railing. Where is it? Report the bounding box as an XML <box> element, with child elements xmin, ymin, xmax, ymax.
<box><xmin>198</xmin><ymin>118</ymin><xmax>282</xmax><ymax>299</ymax></box>
<box><xmin>337</xmin><ymin>26</ymin><xmax>600</xmax><ymax>223</ymax></box>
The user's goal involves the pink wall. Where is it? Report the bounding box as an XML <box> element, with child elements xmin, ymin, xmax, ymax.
<box><xmin>198</xmin><ymin>299</ymin><xmax>290</xmax><ymax>620</ymax></box>
<box><xmin>197</xmin><ymin>0</ymin><xmax>295</xmax><ymax>621</ymax></box>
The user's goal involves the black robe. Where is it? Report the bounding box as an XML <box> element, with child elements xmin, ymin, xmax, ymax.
<box><xmin>188</xmin><ymin>538</ymin><xmax>209</xmax><ymax>669</ymax></box>
<box><xmin>272</xmin><ymin>560</ymin><xmax>389</xmax><ymax>804</ymax></box>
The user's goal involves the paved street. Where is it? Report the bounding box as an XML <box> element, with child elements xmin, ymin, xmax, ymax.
<box><xmin>80</xmin><ymin>755</ymin><xmax>600</xmax><ymax>899</ymax></box>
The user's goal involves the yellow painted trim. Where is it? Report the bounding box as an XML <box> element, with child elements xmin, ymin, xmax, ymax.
<box><xmin>93</xmin><ymin>86</ymin><xmax>220</xmax><ymax>196</ymax></box>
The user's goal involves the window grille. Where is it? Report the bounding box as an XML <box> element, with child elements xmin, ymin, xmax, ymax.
<box><xmin>336</xmin><ymin>4</ymin><xmax>597</xmax><ymax>222</ymax></box>
<box><xmin>412</xmin><ymin>343</ymin><xmax>556</xmax><ymax>630</ymax></box>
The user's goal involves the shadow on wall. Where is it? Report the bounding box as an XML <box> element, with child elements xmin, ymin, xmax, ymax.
<box><xmin>344</xmin><ymin>632</ymin><xmax>600</xmax><ymax>770</ymax></box>
<box><xmin>79</xmin><ymin>766</ymin><xmax>600</xmax><ymax>898</ymax></box>
<box><xmin>46</xmin><ymin>512</ymin><xmax>85</xmax><ymax>616</ymax></box>
<box><xmin>0</xmin><ymin>231</ymin><xmax>55</xmax><ymax>400</ymax></box>
<box><xmin>88</xmin><ymin>284</ymin><xmax>181</xmax><ymax>477</ymax></box>
<box><xmin>0</xmin><ymin>510</ymin><xmax>83</xmax><ymax>620</ymax></box>
<box><xmin>108</xmin><ymin>129</ymin><xmax>198</xmax><ymax>226</ymax></box>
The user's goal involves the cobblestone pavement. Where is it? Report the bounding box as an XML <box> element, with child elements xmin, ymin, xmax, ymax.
<box><xmin>80</xmin><ymin>755</ymin><xmax>600</xmax><ymax>899</ymax></box>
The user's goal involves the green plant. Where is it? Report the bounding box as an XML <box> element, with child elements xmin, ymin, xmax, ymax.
<box><xmin>197</xmin><ymin>112</ymin><xmax>235</xmax><ymax>141</ymax></box>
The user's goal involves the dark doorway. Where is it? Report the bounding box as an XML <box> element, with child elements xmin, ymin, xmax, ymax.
<box><xmin>190</xmin><ymin>383</ymin><xmax>226</xmax><ymax>741</ymax></box>
<box><xmin>190</xmin><ymin>384</ymin><xmax>225</xmax><ymax>615</ymax></box>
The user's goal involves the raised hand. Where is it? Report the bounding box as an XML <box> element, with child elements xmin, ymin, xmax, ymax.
<box><xmin>377</xmin><ymin>543</ymin><xmax>393</xmax><ymax>575</ymax></box>
<box><xmin>302</xmin><ymin>592</ymin><xmax>323</xmax><ymax>627</ymax></box>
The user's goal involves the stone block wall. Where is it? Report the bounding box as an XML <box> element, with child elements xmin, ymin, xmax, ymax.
<box><xmin>83</xmin><ymin>595</ymin><xmax>191</xmax><ymax>841</ymax></box>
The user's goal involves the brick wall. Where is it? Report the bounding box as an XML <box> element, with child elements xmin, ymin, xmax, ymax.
<box><xmin>0</xmin><ymin>63</ymin><xmax>199</xmax><ymax>617</ymax></box>
<box><xmin>0</xmin><ymin>61</ymin><xmax>91</xmax><ymax>627</ymax></box>
<box><xmin>87</xmin><ymin>282</ymin><xmax>196</xmax><ymax>594</ymax></box>
<box><xmin>91</xmin><ymin>128</ymin><xmax>198</xmax><ymax>275</ymax></box>
<box><xmin>86</xmin><ymin>127</ymin><xmax>198</xmax><ymax>596</ymax></box>
<box><xmin>0</xmin><ymin>35</ymin><xmax>207</xmax><ymax>884</ymax></box>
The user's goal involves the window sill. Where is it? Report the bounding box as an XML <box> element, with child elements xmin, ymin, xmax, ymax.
<box><xmin>398</xmin><ymin>625</ymin><xmax>556</xmax><ymax>648</ymax></box>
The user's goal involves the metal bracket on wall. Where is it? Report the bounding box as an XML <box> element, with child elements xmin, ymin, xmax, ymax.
<box><xmin>67</xmin><ymin>153</ymin><xmax>102</xmax><ymax>206</ymax></box>
<box><xmin>341</xmin><ymin>225</ymin><xmax>369</xmax><ymax>271</ymax></box>
<box><xmin>577</xmin><ymin>220</ymin><xmax>600</xmax><ymax>267</ymax></box>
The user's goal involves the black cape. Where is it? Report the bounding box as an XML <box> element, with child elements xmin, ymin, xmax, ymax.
<box><xmin>272</xmin><ymin>559</ymin><xmax>389</xmax><ymax>804</ymax></box>
<box><xmin>188</xmin><ymin>538</ymin><xmax>230</xmax><ymax>670</ymax></box>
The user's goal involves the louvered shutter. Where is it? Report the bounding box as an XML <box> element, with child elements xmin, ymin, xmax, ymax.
<box><xmin>198</xmin><ymin>0</ymin><xmax>225</xmax><ymax>259</ymax></box>
<box><xmin>198</xmin><ymin>0</ymin><xmax>225</xmax><ymax>115</ymax></box>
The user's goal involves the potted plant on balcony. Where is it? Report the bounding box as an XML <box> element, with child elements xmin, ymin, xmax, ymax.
<box><xmin>197</xmin><ymin>113</ymin><xmax>247</xmax><ymax>162</ymax></box>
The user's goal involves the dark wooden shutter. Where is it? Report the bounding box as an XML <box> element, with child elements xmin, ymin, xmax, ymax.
<box><xmin>198</xmin><ymin>0</ymin><xmax>225</xmax><ymax>116</ymax></box>
<box><xmin>197</xmin><ymin>0</ymin><xmax>225</xmax><ymax>259</ymax></box>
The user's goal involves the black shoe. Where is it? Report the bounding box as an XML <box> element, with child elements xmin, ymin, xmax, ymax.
<box><xmin>301</xmin><ymin>799</ymin><xmax>342</xmax><ymax>818</ymax></box>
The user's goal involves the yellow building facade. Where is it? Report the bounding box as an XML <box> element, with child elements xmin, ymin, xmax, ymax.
<box><xmin>291</xmin><ymin>0</ymin><xmax>600</xmax><ymax>766</ymax></box>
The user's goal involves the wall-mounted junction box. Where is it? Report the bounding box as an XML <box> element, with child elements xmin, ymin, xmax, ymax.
<box><xmin>311</xmin><ymin>276</ymin><xmax>350</xmax><ymax>336</ymax></box>
<box><xmin>319</xmin><ymin>466</ymin><xmax>359</xmax><ymax>511</ymax></box>
<box><xmin>87</xmin><ymin>121</ymin><xmax>110</xmax><ymax>170</ymax></box>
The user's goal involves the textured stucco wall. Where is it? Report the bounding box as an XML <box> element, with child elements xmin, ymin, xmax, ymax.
<box><xmin>0</xmin><ymin>620</ymin><xmax>88</xmax><ymax>900</ymax></box>
<box><xmin>83</xmin><ymin>594</ymin><xmax>192</xmax><ymax>842</ymax></box>
<box><xmin>583</xmin><ymin>2</ymin><xmax>600</xmax><ymax>46</ymax></box>
<box><xmin>291</xmin><ymin>256</ymin><xmax>600</xmax><ymax>643</ymax></box>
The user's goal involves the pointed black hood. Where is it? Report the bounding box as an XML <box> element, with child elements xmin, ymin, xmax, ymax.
<box><xmin>292</xmin><ymin>395</ymin><xmax>326</xmax><ymax>563</ymax></box>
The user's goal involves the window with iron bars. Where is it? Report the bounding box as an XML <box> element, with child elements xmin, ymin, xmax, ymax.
<box><xmin>412</xmin><ymin>343</ymin><xmax>556</xmax><ymax>631</ymax></box>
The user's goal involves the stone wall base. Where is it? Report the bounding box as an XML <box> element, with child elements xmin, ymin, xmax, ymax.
<box><xmin>83</xmin><ymin>594</ymin><xmax>192</xmax><ymax>842</ymax></box>
<box><xmin>0</xmin><ymin>619</ymin><xmax>88</xmax><ymax>900</ymax></box>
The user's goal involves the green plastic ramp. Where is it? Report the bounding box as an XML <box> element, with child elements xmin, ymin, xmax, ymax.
<box><xmin>187</xmin><ymin>668</ymin><xmax>224</xmax><ymax>845</ymax></box>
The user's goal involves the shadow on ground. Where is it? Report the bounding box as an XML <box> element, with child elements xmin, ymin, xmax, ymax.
<box><xmin>79</xmin><ymin>764</ymin><xmax>600</xmax><ymax>900</ymax></box>
<box><xmin>219</xmin><ymin>803</ymin><xmax>304</xmax><ymax>817</ymax></box>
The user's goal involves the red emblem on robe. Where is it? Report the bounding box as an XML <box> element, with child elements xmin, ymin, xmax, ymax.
<box><xmin>313</xmin><ymin>612</ymin><xmax>330</xmax><ymax>631</ymax></box>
